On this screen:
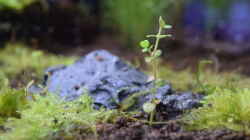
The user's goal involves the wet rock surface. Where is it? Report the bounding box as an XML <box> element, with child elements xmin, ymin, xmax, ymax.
<box><xmin>30</xmin><ymin>50</ymin><xmax>202</xmax><ymax>112</ymax></box>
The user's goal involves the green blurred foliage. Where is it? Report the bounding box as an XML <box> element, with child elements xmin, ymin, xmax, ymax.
<box><xmin>104</xmin><ymin>0</ymin><xmax>172</xmax><ymax>47</ymax></box>
<box><xmin>158</xmin><ymin>63</ymin><xmax>250</xmax><ymax>92</ymax></box>
<box><xmin>0</xmin><ymin>43</ymin><xmax>76</xmax><ymax>79</ymax></box>
<box><xmin>0</xmin><ymin>0</ymin><xmax>37</xmax><ymax>10</ymax></box>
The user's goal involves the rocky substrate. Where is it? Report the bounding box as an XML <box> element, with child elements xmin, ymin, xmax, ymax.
<box><xmin>26</xmin><ymin>50</ymin><xmax>250</xmax><ymax>140</ymax></box>
<box><xmin>29</xmin><ymin>50</ymin><xmax>202</xmax><ymax>113</ymax></box>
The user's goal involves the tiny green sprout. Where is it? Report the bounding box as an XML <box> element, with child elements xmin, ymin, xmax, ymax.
<box><xmin>159</xmin><ymin>16</ymin><xmax>166</xmax><ymax>28</ymax></box>
<box><xmin>140</xmin><ymin>40</ymin><xmax>150</xmax><ymax>48</ymax></box>
<box><xmin>142</xmin><ymin>99</ymin><xmax>160</xmax><ymax>125</ymax></box>
<box><xmin>139</xmin><ymin>16</ymin><xmax>172</xmax><ymax>125</ymax></box>
<box><xmin>139</xmin><ymin>16</ymin><xmax>172</xmax><ymax>81</ymax></box>
<box><xmin>164</xmin><ymin>25</ymin><xmax>172</xmax><ymax>29</ymax></box>
<box><xmin>196</xmin><ymin>60</ymin><xmax>213</xmax><ymax>92</ymax></box>
<box><xmin>140</xmin><ymin>40</ymin><xmax>152</xmax><ymax>53</ymax></box>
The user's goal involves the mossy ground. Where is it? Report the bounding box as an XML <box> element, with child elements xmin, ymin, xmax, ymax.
<box><xmin>0</xmin><ymin>43</ymin><xmax>76</xmax><ymax>80</ymax></box>
<box><xmin>185</xmin><ymin>87</ymin><xmax>250</xmax><ymax>132</ymax></box>
<box><xmin>1</xmin><ymin>44</ymin><xmax>250</xmax><ymax>139</ymax></box>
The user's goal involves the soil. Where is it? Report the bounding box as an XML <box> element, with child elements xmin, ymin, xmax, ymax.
<box><xmin>47</xmin><ymin>105</ymin><xmax>250</xmax><ymax>140</ymax></box>
<box><xmin>97</xmin><ymin>118</ymin><xmax>250</xmax><ymax>140</ymax></box>
<box><xmin>50</xmin><ymin>116</ymin><xmax>250</xmax><ymax>140</ymax></box>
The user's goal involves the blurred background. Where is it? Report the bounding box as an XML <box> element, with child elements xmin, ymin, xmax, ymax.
<box><xmin>1</xmin><ymin>0</ymin><xmax>250</xmax><ymax>74</ymax></box>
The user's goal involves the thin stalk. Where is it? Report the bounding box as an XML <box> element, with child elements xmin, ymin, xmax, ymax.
<box><xmin>149</xmin><ymin>109</ymin><xmax>155</xmax><ymax>126</ymax></box>
<box><xmin>153</xmin><ymin>27</ymin><xmax>163</xmax><ymax>54</ymax></box>
<box><xmin>149</xmin><ymin>26</ymin><xmax>163</xmax><ymax>125</ymax></box>
<box><xmin>152</xmin><ymin>60</ymin><xmax>158</xmax><ymax>81</ymax></box>
<box><xmin>151</xmin><ymin>26</ymin><xmax>163</xmax><ymax>80</ymax></box>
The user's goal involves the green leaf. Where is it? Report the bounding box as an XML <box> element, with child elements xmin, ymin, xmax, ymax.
<box><xmin>157</xmin><ymin>34</ymin><xmax>172</xmax><ymax>38</ymax></box>
<box><xmin>146</xmin><ymin>35</ymin><xmax>157</xmax><ymax>38</ymax></box>
<box><xmin>154</xmin><ymin>50</ymin><xmax>162</xmax><ymax>57</ymax></box>
<box><xmin>140</xmin><ymin>40</ymin><xmax>150</xmax><ymax>48</ymax></box>
<box><xmin>143</xmin><ymin>102</ymin><xmax>156</xmax><ymax>113</ymax></box>
<box><xmin>166</xmin><ymin>34</ymin><xmax>172</xmax><ymax>37</ymax></box>
<box><xmin>156</xmin><ymin>35</ymin><xmax>168</xmax><ymax>39</ymax></box>
<box><xmin>159</xmin><ymin>16</ymin><xmax>166</xmax><ymax>28</ymax></box>
<box><xmin>164</xmin><ymin>25</ymin><xmax>172</xmax><ymax>29</ymax></box>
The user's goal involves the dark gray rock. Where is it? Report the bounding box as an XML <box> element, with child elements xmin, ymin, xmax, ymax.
<box><xmin>160</xmin><ymin>92</ymin><xmax>203</xmax><ymax>112</ymax></box>
<box><xmin>44</xmin><ymin>50</ymin><xmax>149</xmax><ymax>108</ymax></box>
<box><xmin>29</xmin><ymin>50</ymin><xmax>202</xmax><ymax>112</ymax></box>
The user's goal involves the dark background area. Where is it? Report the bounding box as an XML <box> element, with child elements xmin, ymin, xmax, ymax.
<box><xmin>1</xmin><ymin>0</ymin><xmax>250</xmax><ymax>74</ymax></box>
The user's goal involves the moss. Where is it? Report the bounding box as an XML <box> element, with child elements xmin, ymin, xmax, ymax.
<box><xmin>159</xmin><ymin>62</ymin><xmax>250</xmax><ymax>132</ymax></box>
<box><xmin>158</xmin><ymin>65</ymin><xmax>250</xmax><ymax>92</ymax></box>
<box><xmin>0</xmin><ymin>93</ymin><xmax>119</xmax><ymax>140</ymax></box>
<box><xmin>0</xmin><ymin>88</ymin><xmax>27</xmax><ymax>119</ymax></box>
<box><xmin>185</xmin><ymin>87</ymin><xmax>250</xmax><ymax>132</ymax></box>
<box><xmin>0</xmin><ymin>75</ymin><xmax>28</xmax><ymax>124</ymax></box>
<box><xmin>0</xmin><ymin>43</ymin><xmax>76</xmax><ymax>80</ymax></box>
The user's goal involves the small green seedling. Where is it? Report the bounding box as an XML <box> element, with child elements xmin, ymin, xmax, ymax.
<box><xmin>139</xmin><ymin>16</ymin><xmax>172</xmax><ymax>81</ymax></box>
<box><xmin>139</xmin><ymin>16</ymin><xmax>172</xmax><ymax>125</ymax></box>
<box><xmin>195</xmin><ymin>60</ymin><xmax>213</xmax><ymax>93</ymax></box>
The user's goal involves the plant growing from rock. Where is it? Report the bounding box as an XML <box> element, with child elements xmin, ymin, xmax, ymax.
<box><xmin>139</xmin><ymin>16</ymin><xmax>172</xmax><ymax>125</ymax></box>
<box><xmin>195</xmin><ymin>60</ymin><xmax>214</xmax><ymax>93</ymax></box>
<box><xmin>140</xmin><ymin>16</ymin><xmax>172</xmax><ymax>81</ymax></box>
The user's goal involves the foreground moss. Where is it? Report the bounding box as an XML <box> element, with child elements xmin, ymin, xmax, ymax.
<box><xmin>0</xmin><ymin>76</ymin><xmax>28</xmax><ymax>124</ymax></box>
<box><xmin>0</xmin><ymin>88</ymin><xmax>27</xmax><ymax>120</ymax></box>
<box><xmin>159</xmin><ymin>64</ymin><xmax>250</xmax><ymax>133</ymax></box>
<box><xmin>185</xmin><ymin>87</ymin><xmax>250</xmax><ymax>133</ymax></box>
<box><xmin>0</xmin><ymin>93</ymin><xmax>119</xmax><ymax>140</ymax></box>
